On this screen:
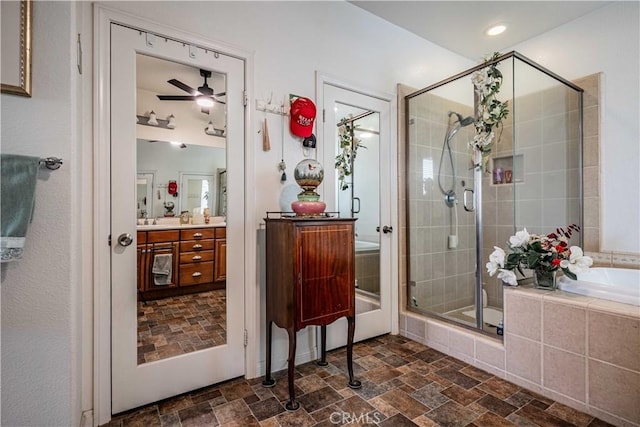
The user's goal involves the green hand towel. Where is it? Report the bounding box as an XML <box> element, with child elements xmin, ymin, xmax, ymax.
<box><xmin>1</xmin><ymin>154</ymin><xmax>40</xmax><ymax>262</ymax></box>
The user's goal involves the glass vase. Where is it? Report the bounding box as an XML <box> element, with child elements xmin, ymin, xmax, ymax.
<box><xmin>533</xmin><ymin>267</ymin><xmax>557</xmax><ymax>290</ymax></box>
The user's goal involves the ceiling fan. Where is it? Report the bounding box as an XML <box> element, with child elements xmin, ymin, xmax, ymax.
<box><xmin>157</xmin><ymin>69</ymin><xmax>225</xmax><ymax>114</ymax></box>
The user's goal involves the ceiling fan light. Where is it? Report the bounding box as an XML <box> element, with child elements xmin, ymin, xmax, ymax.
<box><xmin>197</xmin><ymin>96</ymin><xmax>214</xmax><ymax>108</ymax></box>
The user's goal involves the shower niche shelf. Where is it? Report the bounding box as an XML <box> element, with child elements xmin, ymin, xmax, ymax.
<box><xmin>490</xmin><ymin>154</ymin><xmax>524</xmax><ymax>185</ymax></box>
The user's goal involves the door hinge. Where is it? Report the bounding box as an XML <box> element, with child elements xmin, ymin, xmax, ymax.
<box><xmin>108</xmin><ymin>234</ymin><xmax>112</xmax><ymax>246</ymax></box>
<box><xmin>323</xmin><ymin>108</ymin><xmax>326</xmax><ymax>123</ymax></box>
<box><xmin>243</xmin><ymin>90</ymin><xmax>248</xmax><ymax>107</ymax></box>
<box><xmin>76</xmin><ymin>33</ymin><xmax>82</xmax><ymax>75</ymax></box>
<box><xmin>244</xmin><ymin>330</ymin><xmax>248</xmax><ymax>347</ymax></box>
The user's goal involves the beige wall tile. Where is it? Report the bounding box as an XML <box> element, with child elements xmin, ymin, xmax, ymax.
<box><xmin>406</xmin><ymin>315</ymin><xmax>426</xmax><ymax>339</ymax></box>
<box><xmin>582</xmin><ymin>228</ymin><xmax>600</xmax><ymax>253</ymax></box>
<box><xmin>543</xmin><ymin>346</ymin><xmax>586</xmax><ymax>402</ymax></box>
<box><xmin>582</xmin><ymin>135</ymin><xmax>599</xmax><ymax>167</ymax></box>
<box><xmin>426</xmin><ymin>320</ymin><xmax>449</xmax><ymax>347</ymax></box>
<box><xmin>449</xmin><ymin>329</ymin><xmax>474</xmax><ymax>358</ymax></box>
<box><xmin>505</xmin><ymin>293</ymin><xmax>541</xmax><ymax>341</ymax></box>
<box><xmin>573</xmin><ymin>73</ymin><xmax>600</xmax><ymax>109</ymax></box>
<box><xmin>588</xmin><ymin>359</ymin><xmax>640</xmax><ymax>424</ymax></box>
<box><xmin>505</xmin><ymin>334</ymin><xmax>542</xmax><ymax>384</ymax></box>
<box><xmin>476</xmin><ymin>337</ymin><xmax>505</xmax><ymax>370</ymax></box>
<box><xmin>583</xmin><ymin>166</ymin><xmax>599</xmax><ymax>198</ymax></box>
<box><xmin>543</xmin><ymin>302</ymin><xmax>586</xmax><ymax>355</ymax></box>
<box><xmin>582</xmin><ymin>106</ymin><xmax>599</xmax><ymax>138</ymax></box>
<box><xmin>583</xmin><ymin>198</ymin><xmax>600</xmax><ymax>229</ymax></box>
<box><xmin>588</xmin><ymin>311</ymin><xmax>640</xmax><ymax>371</ymax></box>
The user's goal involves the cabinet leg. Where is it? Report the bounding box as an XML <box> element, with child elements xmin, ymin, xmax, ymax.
<box><xmin>262</xmin><ymin>320</ymin><xmax>276</xmax><ymax>388</ymax></box>
<box><xmin>285</xmin><ymin>327</ymin><xmax>300</xmax><ymax>411</ymax></box>
<box><xmin>346</xmin><ymin>316</ymin><xmax>361</xmax><ymax>389</ymax></box>
<box><xmin>317</xmin><ymin>325</ymin><xmax>328</xmax><ymax>366</ymax></box>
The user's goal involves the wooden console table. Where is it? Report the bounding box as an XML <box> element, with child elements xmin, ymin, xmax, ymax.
<box><xmin>262</xmin><ymin>215</ymin><xmax>361</xmax><ymax>410</ymax></box>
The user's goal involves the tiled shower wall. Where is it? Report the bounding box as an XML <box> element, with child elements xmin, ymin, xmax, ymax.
<box><xmin>406</xmin><ymin>92</ymin><xmax>476</xmax><ymax>314</ymax></box>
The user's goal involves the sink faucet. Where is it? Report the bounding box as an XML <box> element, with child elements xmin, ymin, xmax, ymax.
<box><xmin>143</xmin><ymin>212</ymin><xmax>149</xmax><ymax>225</ymax></box>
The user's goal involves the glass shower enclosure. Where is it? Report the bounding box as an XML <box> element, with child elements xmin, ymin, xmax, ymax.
<box><xmin>405</xmin><ymin>51</ymin><xmax>584</xmax><ymax>334</ymax></box>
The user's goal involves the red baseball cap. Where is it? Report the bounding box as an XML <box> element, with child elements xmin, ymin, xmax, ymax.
<box><xmin>290</xmin><ymin>97</ymin><xmax>316</xmax><ymax>138</ymax></box>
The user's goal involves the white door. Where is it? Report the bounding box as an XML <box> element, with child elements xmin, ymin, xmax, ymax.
<box><xmin>110</xmin><ymin>23</ymin><xmax>245</xmax><ymax>413</ymax></box>
<box><xmin>321</xmin><ymin>82</ymin><xmax>394</xmax><ymax>348</ymax></box>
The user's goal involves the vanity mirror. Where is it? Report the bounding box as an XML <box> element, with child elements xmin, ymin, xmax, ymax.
<box><xmin>136</xmin><ymin>140</ymin><xmax>225</xmax><ymax>220</ymax></box>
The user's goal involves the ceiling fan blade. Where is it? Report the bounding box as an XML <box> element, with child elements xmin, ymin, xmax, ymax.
<box><xmin>167</xmin><ymin>79</ymin><xmax>199</xmax><ymax>95</ymax></box>
<box><xmin>157</xmin><ymin>95</ymin><xmax>197</xmax><ymax>101</ymax></box>
<box><xmin>214</xmin><ymin>99</ymin><xmax>226</xmax><ymax>105</ymax></box>
<box><xmin>214</xmin><ymin>92</ymin><xmax>226</xmax><ymax>97</ymax></box>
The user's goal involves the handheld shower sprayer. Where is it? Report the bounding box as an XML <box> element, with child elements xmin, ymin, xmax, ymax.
<box><xmin>438</xmin><ymin>111</ymin><xmax>475</xmax><ymax>208</ymax></box>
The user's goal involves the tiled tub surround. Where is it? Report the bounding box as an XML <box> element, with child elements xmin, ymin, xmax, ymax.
<box><xmin>401</xmin><ymin>286</ymin><xmax>640</xmax><ymax>426</ymax></box>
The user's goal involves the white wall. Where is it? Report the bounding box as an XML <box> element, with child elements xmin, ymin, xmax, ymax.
<box><xmin>1</xmin><ymin>1</ymin><xmax>473</xmax><ymax>424</ymax></box>
<box><xmin>0</xmin><ymin>2</ymin><xmax>84</xmax><ymax>426</ymax></box>
<box><xmin>510</xmin><ymin>2</ymin><xmax>640</xmax><ymax>253</ymax></box>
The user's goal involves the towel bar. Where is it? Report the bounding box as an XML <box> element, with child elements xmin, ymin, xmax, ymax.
<box><xmin>39</xmin><ymin>157</ymin><xmax>63</xmax><ymax>170</ymax></box>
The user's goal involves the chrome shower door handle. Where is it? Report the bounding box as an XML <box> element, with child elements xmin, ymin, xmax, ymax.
<box><xmin>353</xmin><ymin>197</ymin><xmax>361</xmax><ymax>214</ymax></box>
<box><xmin>463</xmin><ymin>188</ymin><xmax>475</xmax><ymax>212</ymax></box>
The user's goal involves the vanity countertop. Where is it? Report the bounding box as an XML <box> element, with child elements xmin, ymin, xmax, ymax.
<box><xmin>136</xmin><ymin>222</ymin><xmax>225</xmax><ymax>231</ymax></box>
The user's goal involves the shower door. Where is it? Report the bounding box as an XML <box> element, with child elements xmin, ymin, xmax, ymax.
<box><xmin>405</xmin><ymin>78</ymin><xmax>487</xmax><ymax>331</ymax></box>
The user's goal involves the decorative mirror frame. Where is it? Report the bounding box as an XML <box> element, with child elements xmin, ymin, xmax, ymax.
<box><xmin>1</xmin><ymin>0</ymin><xmax>32</xmax><ymax>97</ymax></box>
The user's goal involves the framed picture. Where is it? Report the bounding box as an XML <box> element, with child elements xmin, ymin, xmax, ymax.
<box><xmin>1</xmin><ymin>0</ymin><xmax>32</xmax><ymax>97</ymax></box>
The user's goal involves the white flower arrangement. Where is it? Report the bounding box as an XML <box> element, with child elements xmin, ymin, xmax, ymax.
<box><xmin>335</xmin><ymin>117</ymin><xmax>366</xmax><ymax>191</ymax></box>
<box><xmin>486</xmin><ymin>225</ymin><xmax>593</xmax><ymax>286</ymax></box>
<box><xmin>470</xmin><ymin>52</ymin><xmax>509</xmax><ymax>170</ymax></box>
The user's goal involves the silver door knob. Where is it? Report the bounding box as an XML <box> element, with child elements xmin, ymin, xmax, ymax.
<box><xmin>117</xmin><ymin>233</ymin><xmax>134</xmax><ymax>247</ymax></box>
<box><xmin>382</xmin><ymin>225</ymin><xmax>393</xmax><ymax>234</ymax></box>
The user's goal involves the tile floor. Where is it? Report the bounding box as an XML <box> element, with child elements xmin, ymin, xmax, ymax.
<box><xmin>110</xmin><ymin>334</ymin><xmax>613</xmax><ymax>427</ymax></box>
<box><xmin>137</xmin><ymin>290</ymin><xmax>227</xmax><ymax>364</ymax></box>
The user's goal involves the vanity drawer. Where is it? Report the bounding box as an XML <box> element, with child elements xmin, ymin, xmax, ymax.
<box><xmin>180</xmin><ymin>228</ymin><xmax>215</xmax><ymax>240</ymax></box>
<box><xmin>179</xmin><ymin>239</ymin><xmax>214</xmax><ymax>252</ymax></box>
<box><xmin>147</xmin><ymin>230</ymin><xmax>180</xmax><ymax>243</ymax></box>
<box><xmin>137</xmin><ymin>231</ymin><xmax>147</xmax><ymax>244</ymax></box>
<box><xmin>215</xmin><ymin>227</ymin><xmax>226</xmax><ymax>239</ymax></box>
<box><xmin>180</xmin><ymin>262</ymin><xmax>214</xmax><ymax>286</ymax></box>
<box><xmin>179</xmin><ymin>250</ymin><xmax>214</xmax><ymax>264</ymax></box>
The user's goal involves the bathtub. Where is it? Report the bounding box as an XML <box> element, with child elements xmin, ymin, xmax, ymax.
<box><xmin>557</xmin><ymin>267</ymin><xmax>640</xmax><ymax>306</ymax></box>
<box><xmin>355</xmin><ymin>240</ymin><xmax>379</xmax><ymax>252</ymax></box>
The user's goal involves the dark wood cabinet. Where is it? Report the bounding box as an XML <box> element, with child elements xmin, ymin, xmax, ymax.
<box><xmin>263</xmin><ymin>216</ymin><xmax>360</xmax><ymax>411</ymax></box>
<box><xmin>136</xmin><ymin>226</ymin><xmax>226</xmax><ymax>300</ymax></box>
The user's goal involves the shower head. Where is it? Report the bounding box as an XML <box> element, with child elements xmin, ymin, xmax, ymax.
<box><xmin>459</xmin><ymin>115</ymin><xmax>474</xmax><ymax>127</ymax></box>
<box><xmin>448</xmin><ymin>111</ymin><xmax>474</xmax><ymax>127</ymax></box>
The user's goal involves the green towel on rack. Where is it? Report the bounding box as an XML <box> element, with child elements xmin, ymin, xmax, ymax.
<box><xmin>1</xmin><ymin>154</ymin><xmax>40</xmax><ymax>262</ymax></box>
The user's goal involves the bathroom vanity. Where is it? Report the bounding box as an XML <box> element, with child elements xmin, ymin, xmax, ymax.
<box><xmin>136</xmin><ymin>224</ymin><xmax>226</xmax><ymax>300</ymax></box>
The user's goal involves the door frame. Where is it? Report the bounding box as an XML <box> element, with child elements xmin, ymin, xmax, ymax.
<box><xmin>315</xmin><ymin>72</ymin><xmax>399</xmax><ymax>338</ymax></box>
<box><xmin>93</xmin><ymin>6</ymin><xmax>256</xmax><ymax>425</ymax></box>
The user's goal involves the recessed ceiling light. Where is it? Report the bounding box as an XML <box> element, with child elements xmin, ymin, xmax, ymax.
<box><xmin>486</xmin><ymin>25</ymin><xmax>507</xmax><ymax>36</ymax></box>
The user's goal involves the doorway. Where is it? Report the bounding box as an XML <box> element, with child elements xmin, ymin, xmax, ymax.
<box><xmin>318</xmin><ymin>77</ymin><xmax>397</xmax><ymax>349</ymax></box>
<box><xmin>102</xmin><ymin>21</ymin><xmax>247</xmax><ymax>415</ymax></box>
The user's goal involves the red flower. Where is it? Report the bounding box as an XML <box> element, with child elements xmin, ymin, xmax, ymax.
<box><xmin>552</xmin><ymin>258</ymin><xmax>562</xmax><ymax>267</ymax></box>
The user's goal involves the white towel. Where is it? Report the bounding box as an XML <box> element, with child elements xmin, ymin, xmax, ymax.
<box><xmin>152</xmin><ymin>253</ymin><xmax>172</xmax><ymax>285</ymax></box>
